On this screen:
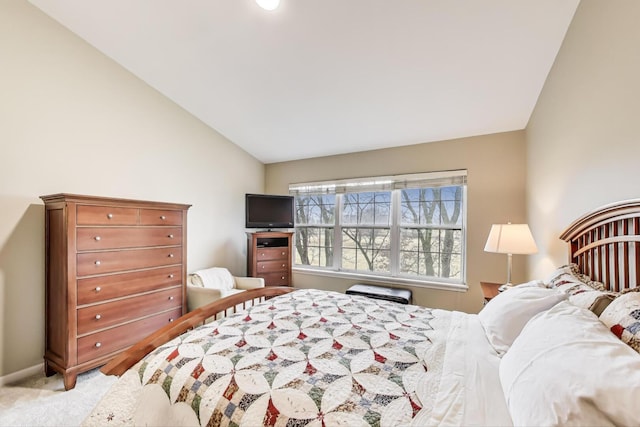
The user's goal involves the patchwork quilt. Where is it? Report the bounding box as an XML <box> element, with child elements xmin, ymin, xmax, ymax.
<box><xmin>85</xmin><ymin>289</ymin><xmax>460</xmax><ymax>427</ymax></box>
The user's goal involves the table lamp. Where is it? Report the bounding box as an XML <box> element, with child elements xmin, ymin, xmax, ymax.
<box><xmin>484</xmin><ymin>223</ymin><xmax>538</xmax><ymax>287</ymax></box>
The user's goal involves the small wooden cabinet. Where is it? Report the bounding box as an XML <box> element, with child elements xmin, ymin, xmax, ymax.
<box><xmin>41</xmin><ymin>194</ymin><xmax>190</xmax><ymax>390</ymax></box>
<box><xmin>480</xmin><ymin>281</ymin><xmax>502</xmax><ymax>303</ymax></box>
<box><xmin>247</xmin><ymin>231</ymin><xmax>293</xmax><ymax>286</ymax></box>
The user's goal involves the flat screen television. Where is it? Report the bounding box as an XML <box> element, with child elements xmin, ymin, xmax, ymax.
<box><xmin>245</xmin><ymin>193</ymin><xmax>295</xmax><ymax>229</ymax></box>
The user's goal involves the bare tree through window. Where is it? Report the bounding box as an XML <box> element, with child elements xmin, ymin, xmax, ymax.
<box><xmin>294</xmin><ymin>194</ymin><xmax>334</xmax><ymax>267</ymax></box>
<box><xmin>400</xmin><ymin>187</ymin><xmax>462</xmax><ymax>279</ymax></box>
<box><xmin>341</xmin><ymin>192</ymin><xmax>391</xmax><ymax>273</ymax></box>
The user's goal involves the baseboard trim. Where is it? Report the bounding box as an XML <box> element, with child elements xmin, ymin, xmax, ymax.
<box><xmin>0</xmin><ymin>363</ymin><xmax>43</xmax><ymax>387</ymax></box>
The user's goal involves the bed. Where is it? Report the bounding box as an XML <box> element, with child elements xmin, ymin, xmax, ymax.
<box><xmin>83</xmin><ymin>200</ymin><xmax>640</xmax><ymax>426</ymax></box>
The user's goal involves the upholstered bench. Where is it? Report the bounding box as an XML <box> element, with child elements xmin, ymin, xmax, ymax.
<box><xmin>346</xmin><ymin>283</ymin><xmax>412</xmax><ymax>305</ymax></box>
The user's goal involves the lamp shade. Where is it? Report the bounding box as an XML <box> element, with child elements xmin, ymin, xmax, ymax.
<box><xmin>484</xmin><ymin>223</ymin><xmax>538</xmax><ymax>255</ymax></box>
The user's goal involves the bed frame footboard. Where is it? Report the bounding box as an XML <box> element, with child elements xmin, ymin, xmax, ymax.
<box><xmin>101</xmin><ymin>286</ymin><xmax>295</xmax><ymax>376</ymax></box>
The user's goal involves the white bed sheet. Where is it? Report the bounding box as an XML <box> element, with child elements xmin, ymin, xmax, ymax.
<box><xmin>412</xmin><ymin>310</ymin><xmax>512</xmax><ymax>426</ymax></box>
<box><xmin>461</xmin><ymin>313</ymin><xmax>512</xmax><ymax>426</ymax></box>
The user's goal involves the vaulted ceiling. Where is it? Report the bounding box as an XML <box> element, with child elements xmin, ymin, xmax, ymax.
<box><xmin>30</xmin><ymin>0</ymin><xmax>580</xmax><ymax>163</ymax></box>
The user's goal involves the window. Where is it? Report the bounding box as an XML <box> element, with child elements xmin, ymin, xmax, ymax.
<box><xmin>289</xmin><ymin>170</ymin><xmax>467</xmax><ymax>288</ymax></box>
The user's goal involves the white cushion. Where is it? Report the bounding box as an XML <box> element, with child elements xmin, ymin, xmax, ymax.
<box><xmin>191</xmin><ymin>267</ymin><xmax>235</xmax><ymax>291</ymax></box>
<box><xmin>545</xmin><ymin>263</ymin><xmax>607</xmax><ymax>291</ymax></box>
<box><xmin>500</xmin><ymin>301</ymin><xmax>640</xmax><ymax>426</ymax></box>
<box><xmin>478</xmin><ymin>286</ymin><xmax>567</xmax><ymax>355</ymax></box>
<box><xmin>600</xmin><ymin>291</ymin><xmax>640</xmax><ymax>353</ymax></box>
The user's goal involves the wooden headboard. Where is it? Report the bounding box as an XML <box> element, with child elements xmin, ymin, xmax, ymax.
<box><xmin>560</xmin><ymin>199</ymin><xmax>640</xmax><ymax>292</ymax></box>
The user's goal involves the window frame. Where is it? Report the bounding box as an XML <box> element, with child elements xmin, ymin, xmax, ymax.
<box><xmin>290</xmin><ymin>170</ymin><xmax>468</xmax><ymax>291</ymax></box>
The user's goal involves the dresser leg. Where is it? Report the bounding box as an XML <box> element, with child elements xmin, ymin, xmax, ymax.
<box><xmin>63</xmin><ymin>371</ymin><xmax>77</xmax><ymax>390</ymax></box>
<box><xmin>44</xmin><ymin>360</ymin><xmax>56</xmax><ymax>377</ymax></box>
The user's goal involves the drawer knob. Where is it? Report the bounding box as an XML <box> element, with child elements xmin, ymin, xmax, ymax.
<box><xmin>262</xmin><ymin>265</ymin><xmax>265</xmax><ymax>269</ymax></box>
<box><xmin>94</xmin><ymin>236</ymin><xmax>101</xmax><ymax>241</ymax></box>
<box><xmin>168</xmin><ymin>253</ymin><xmax>174</xmax><ymax>258</ymax></box>
<box><xmin>107</xmin><ymin>213</ymin><xmax>113</xmax><ymax>219</ymax></box>
<box><xmin>95</xmin><ymin>286</ymin><xmax>101</xmax><ymax>292</ymax></box>
<box><xmin>281</xmin><ymin>252</ymin><xmax>285</xmax><ymax>256</ymax></box>
<box><xmin>281</xmin><ymin>276</ymin><xmax>285</xmax><ymax>280</ymax></box>
<box><xmin>168</xmin><ymin>296</ymin><xmax>174</xmax><ymax>300</ymax></box>
<box><xmin>95</xmin><ymin>342</ymin><xmax>102</xmax><ymax>348</ymax></box>
<box><xmin>168</xmin><ymin>234</ymin><xmax>174</xmax><ymax>239</ymax></box>
<box><xmin>282</xmin><ymin>264</ymin><xmax>285</xmax><ymax>267</ymax></box>
<box><xmin>169</xmin><ymin>318</ymin><xmax>174</xmax><ymax>323</ymax></box>
<box><xmin>160</xmin><ymin>215</ymin><xmax>166</xmax><ymax>220</ymax></box>
<box><xmin>168</xmin><ymin>274</ymin><xmax>174</xmax><ymax>279</ymax></box>
<box><xmin>95</xmin><ymin>260</ymin><xmax>101</xmax><ymax>266</ymax></box>
<box><xmin>95</xmin><ymin>314</ymin><xmax>101</xmax><ymax>320</ymax></box>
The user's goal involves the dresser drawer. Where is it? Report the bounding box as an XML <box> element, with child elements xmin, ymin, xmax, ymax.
<box><xmin>78</xmin><ymin>266</ymin><xmax>182</xmax><ymax>305</ymax></box>
<box><xmin>256</xmin><ymin>247</ymin><xmax>289</xmax><ymax>262</ymax></box>
<box><xmin>77</xmin><ymin>247</ymin><xmax>182</xmax><ymax>276</ymax></box>
<box><xmin>77</xmin><ymin>307</ymin><xmax>182</xmax><ymax>364</ymax></box>
<box><xmin>77</xmin><ymin>205</ymin><xmax>138</xmax><ymax>226</ymax></box>
<box><xmin>140</xmin><ymin>209</ymin><xmax>183</xmax><ymax>226</ymax></box>
<box><xmin>260</xmin><ymin>272</ymin><xmax>290</xmax><ymax>287</ymax></box>
<box><xmin>77</xmin><ymin>227</ymin><xmax>182</xmax><ymax>251</ymax></box>
<box><xmin>256</xmin><ymin>259</ymin><xmax>288</xmax><ymax>274</ymax></box>
<box><xmin>77</xmin><ymin>287</ymin><xmax>182</xmax><ymax>335</ymax></box>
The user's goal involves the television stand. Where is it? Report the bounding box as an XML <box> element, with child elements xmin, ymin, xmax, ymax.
<box><xmin>247</xmin><ymin>231</ymin><xmax>293</xmax><ymax>287</ymax></box>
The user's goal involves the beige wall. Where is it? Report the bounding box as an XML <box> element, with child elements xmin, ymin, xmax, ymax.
<box><xmin>0</xmin><ymin>2</ymin><xmax>264</xmax><ymax>377</ymax></box>
<box><xmin>266</xmin><ymin>131</ymin><xmax>528</xmax><ymax>314</ymax></box>
<box><xmin>527</xmin><ymin>1</ymin><xmax>640</xmax><ymax>278</ymax></box>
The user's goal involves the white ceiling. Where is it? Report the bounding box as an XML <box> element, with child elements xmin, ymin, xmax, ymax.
<box><xmin>29</xmin><ymin>0</ymin><xmax>580</xmax><ymax>164</ymax></box>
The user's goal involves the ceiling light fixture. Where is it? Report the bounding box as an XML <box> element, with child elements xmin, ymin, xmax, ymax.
<box><xmin>256</xmin><ymin>0</ymin><xmax>280</xmax><ymax>11</ymax></box>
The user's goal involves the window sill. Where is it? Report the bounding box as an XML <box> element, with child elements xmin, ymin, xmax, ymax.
<box><xmin>292</xmin><ymin>267</ymin><xmax>468</xmax><ymax>292</ymax></box>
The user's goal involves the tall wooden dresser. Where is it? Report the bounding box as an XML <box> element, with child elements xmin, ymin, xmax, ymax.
<box><xmin>247</xmin><ymin>231</ymin><xmax>293</xmax><ymax>286</ymax></box>
<box><xmin>40</xmin><ymin>194</ymin><xmax>190</xmax><ymax>390</ymax></box>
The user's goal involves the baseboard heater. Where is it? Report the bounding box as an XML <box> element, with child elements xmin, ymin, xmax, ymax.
<box><xmin>346</xmin><ymin>283</ymin><xmax>412</xmax><ymax>305</ymax></box>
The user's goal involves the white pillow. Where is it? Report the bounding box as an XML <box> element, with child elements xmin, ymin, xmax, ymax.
<box><xmin>513</xmin><ymin>279</ymin><xmax>546</xmax><ymax>288</ymax></box>
<box><xmin>500</xmin><ymin>301</ymin><xmax>640</xmax><ymax>427</ymax></box>
<box><xmin>478</xmin><ymin>286</ymin><xmax>567</xmax><ymax>355</ymax></box>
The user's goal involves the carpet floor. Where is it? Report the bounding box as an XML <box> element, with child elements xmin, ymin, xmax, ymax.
<box><xmin>0</xmin><ymin>368</ymin><xmax>116</xmax><ymax>427</ymax></box>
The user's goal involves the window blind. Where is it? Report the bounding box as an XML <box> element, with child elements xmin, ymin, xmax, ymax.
<box><xmin>289</xmin><ymin>170</ymin><xmax>467</xmax><ymax>195</ymax></box>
